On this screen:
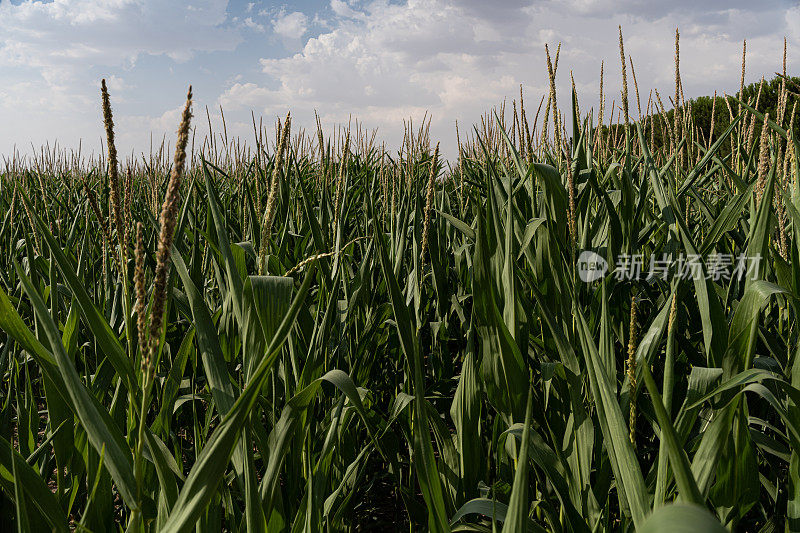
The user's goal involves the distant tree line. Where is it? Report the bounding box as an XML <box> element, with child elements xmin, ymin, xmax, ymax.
<box><xmin>602</xmin><ymin>75</ymin><xmax>800</xmax><ymax>156</ymax></box>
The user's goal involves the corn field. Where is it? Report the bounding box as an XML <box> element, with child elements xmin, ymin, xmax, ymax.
<box><xmin>1</xmin><ymin>33</ymin><xmax>799</xmax><ymax>532</ymax></box>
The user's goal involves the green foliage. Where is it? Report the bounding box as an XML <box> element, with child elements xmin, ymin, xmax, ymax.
<box><xmin>0</xmin><ymin>79</ymin><xmax>799</xmax><ymax>532</ymax></box>
<box><xmin>605</xmin><ymin>74</ymin><xmax>800</xmax><ymax>156</ymax></box>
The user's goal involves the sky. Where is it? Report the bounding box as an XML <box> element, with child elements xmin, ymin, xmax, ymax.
<box><xmin>1</xmin><ymin>0</ymin><xmax>798</xmax><ymax>161</ymax></box>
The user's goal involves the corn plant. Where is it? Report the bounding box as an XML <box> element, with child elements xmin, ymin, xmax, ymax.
<box><xmin>0</xmin><ymin>35</ymin><xmax>799</xmax><ymax>533</ymax></box>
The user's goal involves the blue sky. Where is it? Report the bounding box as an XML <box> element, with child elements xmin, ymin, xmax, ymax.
<box><xmin>1</xmin><ymin>0</ymin><xmax>798</xmax><ymax>160</ymax></box>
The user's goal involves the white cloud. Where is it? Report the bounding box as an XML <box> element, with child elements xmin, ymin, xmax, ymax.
<box><xmin>272</xmin><ymin>11</ymin><xmax>309</xmax><ymax>39</ymax></box>
<box><xmin>255</xmin><ymin>0</ymin><xmax>532</xmax><ymax>112</ymax></box>
<box><xmin>330</xmin><ymin>0</ymin><xmax>362</xmax><ymax>19</ymax></box>
<box><xmin>1</xmin><ymin>0</ymin><xmax>238</xmax><ymax>59</ymax></box>
<box><xmin>244</xmin><ymin>16</ymin><xmax>266</xmax><ymax>32</ymax></box>
<box><xmin>0</xmin><ymin>0</ymin><xmax>242</xmax><ymax>158</ymax></box>
<box><xmin>0</xmin><ymin>0</ymin><xmax>240</xmax><ymax>87</ymax></box>
<box><xmin>120</xmin><ymin>105</ymin><xmax>187</xmax><ymax>136</ymax></box>
<box><xmin>1</xmin><ymin>0</ymin><xmax>798</xmax><ymax>160</ymax></box>
<box><xmin>214</xmin><ymin>0</ymin><xmax>796</xmax><ymax>157</ymax></box>
<box><xmin>218</xmin><ymin>82</ymin><xmax>272</xmax><ymax>110</ymax></box>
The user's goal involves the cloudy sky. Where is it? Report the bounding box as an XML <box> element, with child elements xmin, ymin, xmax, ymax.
<box><xmin>1</xmin><ymin>0</ymin><xmax>798</xmax><ymax>160</ymax></box>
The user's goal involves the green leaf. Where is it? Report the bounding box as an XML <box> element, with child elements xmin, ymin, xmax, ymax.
<box><xmin>639</xmin><ymin>503</ymin><xmax>726</xmax><ymax>533</ymax></box>
<box><xmin>0</xmin><ymin>435</ymin><xmax>68</xmax><ymax>532</ymax></box>
<box><xmin>162</xmin><ymin>265</ymin><xmax>314</xmax><ymax>533</ymax></box>
<box><xmin>14</xmin><ymin>260</ymin><xmax>137</xmax><ymax>509</ymax></box>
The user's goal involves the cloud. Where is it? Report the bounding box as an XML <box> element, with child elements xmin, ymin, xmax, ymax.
<box><xmin>254</xmin><ymin>0</ymin><xmax>533</xmax><ymax>112</ymax></box>
<box><xmin>330</xmin><ymin>0</ymin><xmax>362</xmax><ymax>19</ymax></box>
<box><xmin>1</xmin><ymin>0</ymin><xmax>797</xmax><ymax>160</ymax></box>
<box><xmin>218</xmin><ymin>82</ymin><xmax>272</xmax><ymax>110</ymax></box>
<box><xmin>0</xmin><ymin>0</ymin><xmax>240</xmax><ymax>85</ymax></box>
<box><xmin>213</xmin><ymin>0</ymin><xmax>795</xmax><ymax>157</ymax></box>
<box><xmin>243</xmin><ymin>17</ymin><xmax>266</xmax><ymax>32</ymax></box>
<box><xmin>119</xmin><ymin>105</ymin><xmax>187</xmax><ymax>137</ymax></box>
<box><xmin>0</xmin><ymin>0</ymin><xmax>239</xmax><ymax>59</ymax></box>
<box><xmin>0</xmin><ymin>0</ymin><xmax>242</xmax><ymax>158</ymax></box>
<box><xmin>272</xmin><ymin>11</ymin><xmax>309</xmax><ymax>39</ymax></box>
<box><xmin>548</xmin><ymin>0</ymin><xmax>789</xmax><ymax>20</ymax></box>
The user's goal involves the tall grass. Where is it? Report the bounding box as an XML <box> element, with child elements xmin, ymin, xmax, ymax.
<box><xmin>0</xmin><ymin>33</ymin><xmax>799</xmax><ymax>532</ymax></box>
